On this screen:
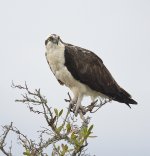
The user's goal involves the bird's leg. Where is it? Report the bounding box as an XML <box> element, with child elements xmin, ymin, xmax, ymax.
<box><xmin>74</xmin><ymin>96</ymin><xmax>83</xmax><ymax>116</ymax></box>
<box><xmin>70</xmin><ymin>96</ymin><xmax>78</xmax><ymax>110</ymax></box>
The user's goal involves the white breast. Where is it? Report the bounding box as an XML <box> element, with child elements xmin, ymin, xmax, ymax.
<box><xmin>45</xmin><ymin>42</ymin><xmax>78</xmax><ymax>88</ymax></box>
<box><xmin>45</xmin><ymin>43</ymin><xmax>65</xmax><ymax>74</ymax></box>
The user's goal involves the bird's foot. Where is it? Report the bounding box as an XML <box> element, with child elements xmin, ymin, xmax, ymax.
<box><xmin>73</xmin><ymin>105</ymin><xmax>86</xmax><ymax>117</ymax></box>
<box><xmin>72</xmin><ymin>105</ymin><xmax>79</xmax><ymax>116</ymax></box>
<box><xmin>69</xmin><ymin>99</ymin><xmax>77</xmax><ymax>111</ymax></box>
<box><xmin>64</xmin><ymin>93</ymin><xmax>86</xmax><ymax>117</ymax></box>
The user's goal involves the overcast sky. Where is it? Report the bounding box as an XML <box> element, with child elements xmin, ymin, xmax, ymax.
<box><xmin>0</xmin><ymin>0</ymin><xmax>150</xmax><ymax>155</ymax></box>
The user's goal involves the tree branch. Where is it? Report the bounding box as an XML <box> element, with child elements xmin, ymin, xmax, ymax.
<box><xmin>0</xmin><ymin>82</ymin><xmax>96</xmax><ymax>156</ymax></box>
<box><xmin>0</xmin><ymin>122</ymin><xmax>13</xmax><ymax>156</ymax></box>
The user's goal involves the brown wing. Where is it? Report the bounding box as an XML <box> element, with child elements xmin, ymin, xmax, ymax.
<box><xmin>64</xmin><ymin>44</ymin><xmax>137</xmax><ymax>105</ymax></box>
<box><xmin>64</xmin><ymin>45</ymin><xmax>120</xmax><ymax>97</ymax></box>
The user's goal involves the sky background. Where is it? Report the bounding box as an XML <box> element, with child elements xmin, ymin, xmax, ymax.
<box><xmin>0</xmin><ymin>0</ymin><xmax>150</xmax><ymax>155</ymax></box>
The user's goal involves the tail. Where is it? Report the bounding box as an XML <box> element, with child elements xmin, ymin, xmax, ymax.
<box><xmin>114</xmin><ymin>88</ymin><xmax>138</xmax><ymax>108</ymax></box>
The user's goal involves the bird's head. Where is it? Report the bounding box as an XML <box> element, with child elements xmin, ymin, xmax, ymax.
<box><xmin>45</xmin><ymin>34</ymin><xmax>63</xmax><ymax>47</ymax></box>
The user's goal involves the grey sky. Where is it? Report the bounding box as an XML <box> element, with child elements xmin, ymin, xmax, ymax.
<box><xmin>0</xmin><ymin>0</ymin><xmax>150</xmax><ymax>155</ymax></box>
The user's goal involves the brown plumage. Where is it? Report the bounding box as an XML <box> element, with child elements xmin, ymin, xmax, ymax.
<box><xmin>64</xmin><ymin>43</ymin><xmax>137</xmax><ymax>108</ymax></box>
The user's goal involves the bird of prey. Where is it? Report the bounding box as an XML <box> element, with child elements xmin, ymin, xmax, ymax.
<box><xmin>45</xmin><ymin>34</ymin><xmax>137</xmax><ymax>115</ymax></box>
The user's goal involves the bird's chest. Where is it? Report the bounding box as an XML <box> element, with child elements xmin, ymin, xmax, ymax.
<box><xmin>45</xmin><ymin>47</ymin><xmax>76</xmax><ymax>87</ymax></box>
<box><xmin>46</xmin><ymin>48</ymin><xmax>65</xmax><ymax>74</ymax></box>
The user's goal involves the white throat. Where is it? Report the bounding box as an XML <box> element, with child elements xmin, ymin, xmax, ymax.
<box><xmin>46</xmin><ymin>41</ymin><xmax>65</xmax><ymax>51</ymax></box>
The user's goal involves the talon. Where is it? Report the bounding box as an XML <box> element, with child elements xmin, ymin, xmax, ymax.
<box><xmin>91</xmin><ymin>99</ymin><xmax>98</xmax><ymax>105</ymax></box>
<box><xmin>79</xmin><ymin>106</ymin><xmax>86</xmax><ymax>115</ymax></box>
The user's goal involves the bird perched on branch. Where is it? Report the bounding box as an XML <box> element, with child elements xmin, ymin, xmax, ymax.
<box><xmin>45</xmin><ymin>34</ymin><xmax>137</xmax><ymax>115</ymax></box>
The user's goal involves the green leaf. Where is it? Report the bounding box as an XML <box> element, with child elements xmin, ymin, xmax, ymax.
<box><xmin>71</xmin><ymin>132</ymin><xmax>77</xmax><ymax>141</ymax></box>
<box><xmin>23</xmin><ymin>150</ymin><xmax>30</xmax><ymax>156</ymax></box>
<box><xmin>84</xmin><ymin>125</ymin><xmax>94</xmax><ymax>138</ymax></box>
<box><xmin>88</xmin><ymin>135</ymin><xmax>97</xmax><ymax>138</ymax></box>
<box><xmin>64</xmin><ymin>144</ymin><xmax>68</xmax><ymax>151</ymax></box>
<box><xmin>59</xmin><ymin>109</ymin><xmax>63</xmax><ymax>116</ymax></box>
<box><xmin>57</xmin><ymin>125</ymin><xmax>63</xmax><ymax>133</ymax></box>
<box><xmin>88</xmin><ymin>125</ymin><xmax>94</xmax><ymax>133</ymax></box>
<box><xmin>82</xmin><ymin>127</ymin><xmax>88</xmax><ymax>136</ymax></box>
<box><xmin>66</xmin><ymin>123</ymin><xmax>71</xmax><ymax>133</ymax></box>
<box><xmin>54</xmin><ymin>108</ymin><xmax>58</xmax><ymax>116</ymax></box>
<box><xmin>61</xmin><ymin>144</ymin><xmax>68</xmax><ymax>155</ymax></box>
<box><xmin>74</xmin><ymin>139</ymin><xmax>80</xmax><ymax>147</ymax></box>
<box><xmin>61</xmin><ymin>144</ymin><xmax>65</xmax><ymax>155</ymax></box>
<box><xmin>86</xmin><ymin>131</ymin><xmax>91</xmax><ymax>138</ymax></box>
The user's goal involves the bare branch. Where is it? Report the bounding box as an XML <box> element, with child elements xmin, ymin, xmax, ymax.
<box><xmin>0</xmin><ymin>82</ymin><xmax>95</xmax><ymax>156</ymax></box>
<box><xmin>0</xmin><ymin>122</ymin><xmax>13</xmax><ymax>156</ymax></box>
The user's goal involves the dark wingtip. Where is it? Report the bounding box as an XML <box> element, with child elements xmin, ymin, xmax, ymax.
<box><xmin>129</xmin><ymin>98</ymin><xmax>138</xmax><ymax>105</ymax></box>
<box><xmin>126</xmin><ymin>98</ymin><xmax>137</xmax><ymax>108</ymax></box>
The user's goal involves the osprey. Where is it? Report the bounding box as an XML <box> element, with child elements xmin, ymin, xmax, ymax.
<box><xmin>45</xmin><ymin>34</ymin><xmax>137</xmax><ymax>115</ymax></box>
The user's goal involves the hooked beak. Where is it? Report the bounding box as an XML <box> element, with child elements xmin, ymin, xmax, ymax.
<box><xmin>45</xmin><ymin>36</ymin><xmax>59</xmax><ymax>46</ymax></box>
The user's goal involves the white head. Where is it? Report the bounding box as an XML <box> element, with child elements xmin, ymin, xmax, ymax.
<box><xmin>45</xmin><ymin>34</ymin><xmax>63</xmax><ymax>50</ymax></box>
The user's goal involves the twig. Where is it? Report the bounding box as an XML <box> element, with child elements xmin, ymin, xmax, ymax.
<box><xmin>0</xmin><ymin>122</ymin><xmax>13</xmax><ymax>156</ymax></box>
